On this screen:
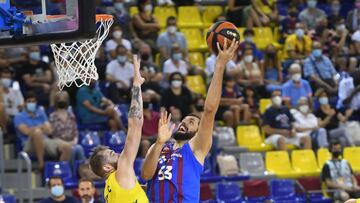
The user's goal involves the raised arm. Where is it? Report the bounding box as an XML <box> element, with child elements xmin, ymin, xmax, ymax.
<box><xmin>189</xmin><ymin>39</ymin><xmax>239</xmax><ymax>164</ymax></box>
<box><xmin>116</xmin><ymin>55</ymin><xmax>144</xmax><ymax>183</ymax></box>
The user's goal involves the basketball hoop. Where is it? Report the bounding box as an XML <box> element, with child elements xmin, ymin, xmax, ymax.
<box><xmin>50</xmin><ymin>14</ymin><xmax>113</xmax><ymax>90</ymax></box>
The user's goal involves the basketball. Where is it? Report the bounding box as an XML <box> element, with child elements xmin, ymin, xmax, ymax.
<box><xmin>206</xmin><ymin>21</ymin><xmax>240</xmax><ymax>54</ymax></box>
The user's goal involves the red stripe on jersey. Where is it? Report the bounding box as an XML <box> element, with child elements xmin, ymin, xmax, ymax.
<box><xmin>168</xmin><ymin>158</ymin><xmax>174</xmax><ymax>202</ymax></box>
<box><xmin>177</xmin><ymin>157</ymin><xmax>183</xmax><ymax>203</ymax></box>
<box><xmin>160</xmin><ymin>179</ymin><xmax>164</xmax><ymax>203</ymax></box>
<box><xmin>151</xmin><ymin>175</ymin><xmax>156</xmax><ymax>202</ymax></box>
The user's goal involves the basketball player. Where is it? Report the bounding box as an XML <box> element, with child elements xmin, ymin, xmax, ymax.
<box><xmin>141</xmin><ymin>39</ymin><xmax>239</xmax><ymax>202</ymax></box>
<box><xmin>89</xmin><ymin>55</ymin><xmax>148</xmax><ymax>203</ymax></box>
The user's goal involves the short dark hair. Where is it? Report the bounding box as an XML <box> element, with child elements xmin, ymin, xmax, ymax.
<box><xmin>166</xmin><ymin>16</ymin><xmax>176</xmax><ymax>26</ymax></box>
<box><xmin>169</xmin><ymin>72</ymin><xmax>184</xmax><ymax>83</ymax></box>
<box><xmin>185</xmin><ymin>113</ymin><xmax>201</xmax><ymax>121</ymax></box>
<box><xmin>24</xmin><ymin>91</ymin><xmax>37</xmax><ymax>100</ymax></box>
<box><xmin>48</xmin><ymin>176</ymin><xmax>64</xmax><ymax>188</ymax></box>
<box><xmin>116</xmin><ymin>44</ymin><xmax>127</xmax><ymax>53</ymax></box>
<box><xmin>89</xmin><ymin>145</ymin><xmax>110</xmax><ymax>178</ymax></box>
<box><xmin>243</xmin><ymin>28</ymin><xmax>255</xmax><ymax>36</ymax></box>
<box><xmin>329</xmin><ymin>140</ymin><xmax>341</xmax><ymax>150</ymax></box>
<box><xmin>137</xmin><ymin>0</ymin><xmax>150</xmax><ymax>12</ymax></box>
<box><xmin>79</xmin><ymin>178</ymin><xmax>95</xmax><ymax>187</ymax></box>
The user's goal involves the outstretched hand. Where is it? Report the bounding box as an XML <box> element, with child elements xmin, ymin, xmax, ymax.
<box><xmin>133</xmin><ymin>55</ymin><xmax>145</xmax><ymax>86</ymax></box>
<box><xmin>157</xmin><ymin>110</ymin><xmax>175</xmax><ymax>144</ymax></box>
<box><xmin>216</xmin><ymin>38</ymin><xmax>239</xmax><ymax>66</ymax></box>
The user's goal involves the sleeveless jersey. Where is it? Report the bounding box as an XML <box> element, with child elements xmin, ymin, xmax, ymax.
<box><xmin>146</xmin><ymin>142</ymin><xmax>203</xmax><ymax>203</ymax></box>
<box><xmin>104</xmin><ymin>172</ymin><xmax>149</xmax><ymax>203</ymax></box>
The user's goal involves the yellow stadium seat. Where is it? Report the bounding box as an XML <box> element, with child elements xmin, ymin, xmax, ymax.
<box><xmin>273</xmin><ymin>27</ymin><xmax>280</xmax><ymax>42</ymax></box>
<box><xmin>254</xmin><ymin>27</ymin><xmax>274</xmax><ymax>50</ymax></box>
<box><xmin>154</xmin><ymin>6</ymin><xmax>177</xmax><ymax>28</ymax></box>
<box><xmin>237</xmin><ymin>125</ymin><xmax>273</xmax><ymax>151</ymax></box>
<box><xmin>202</xmin><ymin>6</ymin><xmax>223</xmax><ymax>28</ymax></box>
<box><xmin>178</xmin><ymin>6</ymin><xmax>203</xmax><ymax>28</ymax></box>
<box><xmin>186</xmin><ymin>75</ymin><xmax>206</xmax><ymax>96</ymax></box>
<box><xmin>130</xmin><ymin>7</ymin><xmax>139</xmax><ymax>16</ymax></box>
<box><xmin>238</xmin><ymin>27</ymin><xmax>245</xmax><ymax>41</ymax></box>
<box><xmin>265</xmin><ymin>151</ymin><xmax>302</xmax><ymax>178</ymax></box>
<box><xmin>259</xmin><ymin>99</ymin><xmax>272</xmax><ymax>114</ymax></box>
<box><xmin>292</xmin><ymin>150</ymin><xmax>321</xmax><ymax>177</ymax></box>
<box><xmin>180</xmin><ymin>29</ymin><xmax>207</xmax><ymax>51</ymax></box>
<box><xmin>189</xmin><ymin>52</ymin><xmax>204</xmax><ymax>68</ymax></box>
<box><xmin>317</xmin><ymin>148</ymin><xmax>332</xmax><ymax>169</ymax></box>
<box><xmin>344</xmin><ymin>147</ymin><xmax>360</xmax><ymax>173</ymax></box>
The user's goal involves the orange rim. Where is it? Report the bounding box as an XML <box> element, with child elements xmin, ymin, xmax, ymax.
<box><xmin>46</xmin><ymin>15</ymin><xmax>67</xmax><ymax>19</ymax></box>
<box><xmin>96</xmin><ymin>14</ymin><xmax>113</xmax><ymax>22</ymax></box>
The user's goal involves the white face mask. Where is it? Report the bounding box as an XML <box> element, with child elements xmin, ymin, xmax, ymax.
<box><xmin>244</xmin><ymin>55</ymin><xmax>253</xmax><ymax>63</ymax></box>
<box><xmin>272</xmin><ymin>96</ymin><xmax>282</xmax><ymax>106</ymax></box>
<box><xmin>144</xmin><ymin>4</ymin><xmax>153</xmax><ymax>12</ymax></box>
<box><xmin>292</xmin><ymin>73</ymin><xmax>302</xmax><ymax>82</ymax></box>
<box><xmin>171</xmin><ymin>80</ymin><xmax>182</xmax><ymax>88</ymax></box>
<box><xmin>299</xmin><ymin>105</ymin><xmax>309</xmax><ymax>114</ymax></box>
<box><xmin>114</xmin><ymin>2</ymin><xmax>124</xmax><ymax>11</ymax></box>
<box><xmin>112</xmin><ymin>30</ymin><xmax>122</xmax><ymax>39</ymax></box>
<box><xmin>167</xmin><ymin>26</ymin><xmax>177</xmax><ymax>34</ymax></box>
<box><xmin>319</xmin><ymin>97</ymin><xmax>329</xmax><ymax>105</ymax></box>
<box><xmin>245</xmin><ymin>37</ymin><xmax>253</xmax><ymax>42</ymax></box>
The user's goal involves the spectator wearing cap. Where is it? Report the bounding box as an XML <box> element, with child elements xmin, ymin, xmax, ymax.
<box><xmin>105</xmin><ymin>25</ymin><xmax>132</xmax><ymax>60</ymax></box>
<box><xmin>163</xmin><ymin>44</ymin><xmax>189</xmax><ymax>79</ymax></box>
<box><xmin>284</xmin><ymin>22</ymin><xmax>312</xmax><ymax>59</ymax></box>
<box><xmin>299</xmin><ymin>0</ymin><xmax>326</xmax><ymax>30</ymax></box>
<box><xmin>41</xmin><ymin>176</ymin><xmax>77</xmax><ymax>203</ymax></box>
<box><xmin>282</xmin><ymin>63</ymin><xmax>312</xmax><ymax>109</ymax></box>
<box><xmin>157</xmin><ymin>16</ymin><xmax>188</xmax><ymax>64</ymax></box>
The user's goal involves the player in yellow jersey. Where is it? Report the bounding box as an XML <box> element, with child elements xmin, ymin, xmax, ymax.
<box><xmin>89</xmin><ymin>55</ymin><xmax>148</xmax><ymax>203</ymax></box>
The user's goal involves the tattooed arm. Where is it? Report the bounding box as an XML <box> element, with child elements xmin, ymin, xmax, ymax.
<box><xmin>116</xmin><ymin>55</ymin><xmax>145</xmax><ymax>188</ymax></box>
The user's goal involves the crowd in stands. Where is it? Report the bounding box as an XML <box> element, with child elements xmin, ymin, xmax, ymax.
<box><xmin>1</xmin><ymin>0</ymin><xmax>360</xmax><ymax>202</ymax></box>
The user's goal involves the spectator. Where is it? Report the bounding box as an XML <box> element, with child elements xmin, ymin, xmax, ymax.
<box><xmin>109</xmin><ymin>0</ymin><xmax>133</xmax><ymax>40</ymax></box>
<box><xmin>351</xmin><ymin>26</ymin><xmax>360</xmax><ymax>58</ymax></box>
<box><xmin>279</xmin><ymin>5</ymin><xmax>299</xmax><ymax>43</ymax></box>
<box><xmin>132</xmin><ymin>0</ymin><xmax>160</xmax><ymax>52</ymax></box>
<box><xmin>106</xmin><ymin>44</ymin><xmax>134</xmax><ymax>103</ymax></box>
<box><xmin>239</xmin><ymin>28</ymin><xmax>264</xmax><ymax>62</ymax></box>
<box><xmin>299</xmin><ymin>0</ymin><xmax>326</xmax><ymax>30</ymax></box>
<box><xmin>76</xmin><ymin>80</ymin><xmax>124</xmax><ymax>132</ymax></box>
<box><xmin>262</xmin><ymin>90</ymin><xmax>311</xmax><ymax>150</ymax></box>
<box><xmin>105</xmin><ymin>25</ymin><xmax>132</xmax><ymax>59</ymax></box>
<box><xmin>78</xmin><ymin>178</ymin><xmax>103</xmax><ymax>203</ymax></box>
<box><xmin>193</xmin><ymin>96</ymin><xmax>205</xmax><ymax>118</ymax></box>
<box><xmin>312</xmin><ymin>17</ymin><xmax>332</xmax><ymax>55</ymax></box>
<box><xmin>284</xmin><ymin>22</ymin><xmax>312</xmax><ymax>59</ymax></box>
<box><xmin>263</xmin><ymin>44</ymin><xmax>283</xmax><ymax>92</ymax></box>
<box><xmin>346</xmin><ymin>0</ymin><xmax>360</xmax><ymax>32</ymax></box>
<box><xmin>161</xmin><ymin>72</ymin><xmax>193</xmax><ymax>117</ymax></box>
<box><xmin>292</xmin><ymin>97</ymin><xmax>328</xmax><ymax>149</ymax></box>
<box><xmin>41</xmin><ymin>176</ymin><xmax>77</xmax><ymax>203</ymax></box>
<box><xmin>94</xmin><ymin>46</ymin><xmax>108</xmax><ymax>82</ymax></box>
<box><xmin>282</xmin><ymin>63</ymin><xmax>312</xmax><ymax>108</ymax></box>
<box><xmin>18</xmin><ymin>46</ymin><xmax>53</xmax><ymax>106</ymax></box>
<box><xmin>49</xmin><ymin>91</ymin><xmax>85</xmax><ymax>165</ymax></box>
<box><xmin>227</xmin><ymin>0</ymin><xmax>262</xmax><ymax>27</ymax></box>
<box><xmin>304</xmin><ymin>41</ymin><xmax>339</xmax><ymax>94</ymax></box>
<box><xmin>321</xmin><ymin>141</ymin><xmax>360</xmax><ymax>202</ymax></box>
<box><xmin>218</xmin><ymin>75</ymin><xmax>251</xmax><ymax>127</ymax></box>
<box><xmin>327</xmin><ymin>0</ymin><xmax>342</xmax><ymax>29</ymax></box>
<box><xmin>243</xmin><ymin>85</ymin><xmax>260</xmax><ymax>119</ymax></box>
<box><xmin>163</xmin><ymin>44</ymin><xmax>189</xmax><ymax>78</ymax></box>
<box><xmin>205</xmin><ymin>51</ymin><xmax>236</xmax><ymax>79</ymax></box>
<box><xmin>14</xmin><ymin>91</ymin><xmax>72</xmax><ymax>170</ymax></box>
<box><xmin>157</xmin><ymin>16</ymin><xmax>188</xmax><ymax>63</ymax></box>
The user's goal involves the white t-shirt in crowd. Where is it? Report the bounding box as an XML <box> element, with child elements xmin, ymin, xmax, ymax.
<box><xmin>205</xmin><ymin>54</ymin><xmax>236</xmax><ymax>76</ymax></box>
<box><xmin>3</xmin><ymin>88</ymin><xmax>24</xmax><ymax>116</ymax></box>
<box><xmin>163</xmin><ymin>59</ymin><xmax>188</xmax><ymax>75</ymax></box>
<box><xmin>291</xmin><ymin>109</ymin><xmax>318</xmax><ymax>137</ymax></box>
<box><xmin>105</xmin><ymin>39</ymin><xmax>132</xmax><ymax>52</ymax></box>
<box><xmin>106</xmin><ymin>60</ymin><xmax>134</xmax><ymax>87</ymax></box>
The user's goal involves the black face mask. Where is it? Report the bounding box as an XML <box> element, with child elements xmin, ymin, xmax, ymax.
<box><xmin>143</xmin><ymin>101</ymin><xmax>151</xmax><ymax>109</ymax></box>
<box><xmin>57</xmin><ymin>101</ymin><xmax>68</xmax><ymax>109</ymax></box>
<box><xmin>332</xmin><ymin>151</ymin><xmax>342</xmax><ymax>158</ymax></box>
<box><xmin>195</xmin><ymin>105</ymin><xmax>204</xmax><ymax>112</ymax></box>
<box><xmin>173</xmin><ymin>131</ymin><xmax>196</xmax><ymax>141</ymax></box>
<box><xmin>141</xmin><ymin>53</ymin><xmax>150</xmax><ymax>61</ymax></box>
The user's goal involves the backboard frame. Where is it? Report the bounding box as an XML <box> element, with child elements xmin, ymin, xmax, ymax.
<box><xmin>0</xmin><ymin>0</ymin><xmax>96</xmax><ymax>47</ymax></box>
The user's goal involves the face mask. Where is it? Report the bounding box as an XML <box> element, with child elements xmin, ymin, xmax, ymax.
<box><xmin>195</xmin><ymin>105</ymin><xmax>204</xmax><ymax>112</ymax></box>
<box><xmin>307</xmin><ymin>0</ymin><xmax>317</xmax><ymax>8</ymax></box>
<box><xmin>112</xmin><ymin>30</ymin><xmax>122</xmax><ymax>39</ymax></box>
<box><xmin>29</xmin><ymin>52</ymin><xmax>41</xmax><ymax>61</ymax></box>
<box><xmin>50</xmin><ymin>185</ymin><xmax>64</xmax><ymax>197</ymax></box>
<box><xmin>336</xmin><ymin>24</ymin><xmax>346</xmax><ymax>31</ymax></box>
<box><xmin>167</xmin><ymin>26</ymin><xmax>177</xmax><ymax>34</ymax></box>
<box><xmin>245</xmin><ymin>36</ymin><xmax>253</xmax><ymax>43</ymax></box>
<box><xmin>295</xmin><ymin>29</ymin><xmax>304</xmax><ymax>38</ymax></box>
<box><xmin>1</xmin><ymin>78</ymin><xmax>11</xmax><ymax>87</ymax></box>
<box><xmin>171</xmin><ymin>80</ymin><xmax>182</xmax><ymax>88</ymax></box>
<box><xmin>356</xmin><ymin>2</ymin><xmax>360</xmax><ymax>9</ymax></box>
<box><xmin>117</xmin><ymin>55</ymin><xmax>127</xmax><ymax>63</ymax></box>
<box><xmin>272</xmin><ymin>96</ymin><xmax>282</xmax><ymax>106</ymax></box>
<box><xmin>172</xmin><ymin>53</ymin><xmax>182</xmax><ymax>61</ymax></box>
<box><xmin>26</xmin><ymin>102</ymin><xmax>37</xmax><ymax>113</ymax></box>
<box><xmin>114</xmin><ymin>2</ymin><xmax>124</xmax><ymax>11</ymax></box>
<box><xmin>141</xmin><ymin>53</ymin><xmax>150</xmax><ymax>61</ymax></box>
<box><xmin>143</xmin><ymin>101</ymin><xmax>151</xmax><ymax>109</ymax></box>
<box><xmin>299</xmin><ymin>105</ymin><xmax>309</xmax><ymax>113</ymax></box>
<box><xmin>312</xmin><ymin>49</ymin><xmax>322</xmax><ymax>58</ymax></box>
<box><xmin>332</xmin><ymin>151</ymin><xmax>341</xmax><ymax>158</ymax></box>
<box><xmin>57</xmin><ymin>101</ymin><xmax>68</xmax><ymax>109</ymax></box>
<box><xmin>144</xmin><ymin>4</ymin><xmax>152</xmax><ymax>12</ymax></box>
<box><xmin>244</xmin><ymin>55</ymin><xmax>253</xmax><ymax>63</ymax></box>
<box><xmin>292</xmin><ymin>73</ymin><xmax>302</xmax><ymax>82</ymax></box>
<box><xmin>319</xmin><ymin>97</ymin><xmax>328</xmax><ymax>105</ymax></box>
<box><xmin>332</xmin><ymin>5</ymin><xmax>340</xmax><ymax>14</ymax></box>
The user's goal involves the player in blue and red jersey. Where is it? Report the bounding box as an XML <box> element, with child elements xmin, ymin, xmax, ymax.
<box><xmin>141</xmin><ymin>39</ymin><xmax>239</xmax><ymax>203</ymax></box>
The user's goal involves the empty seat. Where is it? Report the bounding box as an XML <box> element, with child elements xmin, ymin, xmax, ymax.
<box><xmin>238</xmin><ymin>27</ymin><xmax>245</xmax><ymax>41</ymax></box>
<box><xmin>202</xmin><ymin>6</ymin><xmax>223</xmax><ymax>28</ymax></box>
<box><xmin>103</xmin><ymin>131</ymin><xmax>126</xmax><ymax>153</ymax></box>
<box><xmin>292</xmin><ymin>150</ymin><xmax>321</xmax><ymax>177</ymax></box>
<box><xmin>129</xmin><ymin>6</ymin><xmax>139</xmax><ymax>16</ymax></box>
<box><xmin>265</xmin><ymin>151</ymin><xmax>301</xmax><ymax>178</ymax></box>
<box><xmin>236</xmin><ymin>125</ymin><xmax>272</xmax><ymax>151</ymax></box>
<box><xmin>44</xmin><ymin>162</ymin><xmax>77</xmax><ymax>188</ymax></box>
<box><xmin>186</xmin><ymin>75</ymin><xmax>207</xmax><ymax>96</ymax></box>
<box><xmin>79</xmin><ymin>131</ymin><xmax>101</xmax><ymax>158</ymax></box>
<box><xmin>3</xmin><ymin>194</ymin><xmax>16</xmax><ymax>203</ymax></box>
<box><xmin>215</xmin><ymin>182</ymin><xmax>244</xmax><ymax>203</ymax></box>
<box><xmin>344</xmin><ymin>147</ymin><xmax>360</xmax><ymax>173</ymax></box>
<box><xmin>270</xmin><ymin>179</ymin><xmax>306</xmax><ymax>203</ymax></box>
<box><xmin>254</xmin><ymin>27</ymin><xmax>274</xmax><ymax>50</ymax></box>
<box><xmin>181</xmin><ymin>28</ymin><xmax>207</xmax><ymax>51</ymax></box>
<box><xmin>259</xmin><ymin>98</ymin><xmax>272</xmax><ymax>114</ymax></box>
<box><xmin>317</xmin><ymin>148</ymin><xmax>331</xmax><ymax>169</ymax></box>
<box><xmin>189</xmin><ymin>52</ymin><xmax>205</xmax><ymax>68</ymax></box>
<box><xmin>239</xmin><ymin>152</ymin><xmax>268</xmax><ymax>177</ymax></box>
<box><xmin>154</xmin><ymin>6</ymin><xmax>177</xmax><ymax>28</ymax></box>
<box><xmin>178</xmin><ymin>6</ymin><xmax>203</xmax><ymax>28</ymax></box>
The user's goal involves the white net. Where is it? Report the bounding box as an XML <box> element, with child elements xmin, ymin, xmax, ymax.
<box><xmin>51</xmin><ymin>15</ymin><xmax>113</xmax><ymax>90</ymax></box>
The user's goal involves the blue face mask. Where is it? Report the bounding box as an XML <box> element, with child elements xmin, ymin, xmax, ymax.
<box><xmin>117</xmin><ymin>55</ymin><xmax>127</xmax><ymax>64</ymax></box>
<box><xmin>26</xmin><ymin>102</ymin><xmax>37</xmax><ymax>113</ymax></box>
<box><xmin>29</xmin><ymin>52</ymin><xmax>41</xmax><ymax>61</ymax></box>
<box><xmin>295</xmin><ymin>29</ymin><xmax>304</xmax><ymax>38</ymax></box>
<box><xmin>172</xmin><ymin>53</ymin><xmax>182</xmax><ymax>61</ymax></box>
<box><xmin>319</xmin><ymin>97</ymin><xmax>328</xmax><ymax>105</ymax></box>
<box><xmin>50</xmin><ymin>185</ymin><xmax>64</xmax><ymax>197</ymax></box>
<box><xmin>1</xmin><ymin>78</ymin><xmax>11</xmax><ymax>87</ymax></box>
<box><xmin>312</xmin><ymin>49</ymin><xmax>322</xmax><ymax>58</ymax></box>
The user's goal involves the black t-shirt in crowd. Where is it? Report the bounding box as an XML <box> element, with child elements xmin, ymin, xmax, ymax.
<box><xmin>262</xmin><ymin>106</ymin><xmax>294</xmax><ymax>136</ymax></box>
<box><xmin>40</xmin><ymin>196</ymin><xmax>77</xmax><ymax>203</ymax></box>
<box><xmin>16</xmin><ymin>61</ymin><xmax>51</xmax><ymax>87</ymax></box>
<box><xmin>161</xmin><ymin>86</ymin><xmax>193</xmax><ymax>117</ymax></box>
<box><xmin>315</xmin><ymin>108</ymin><xmax>339</xmax><ymax>131</ymax></box>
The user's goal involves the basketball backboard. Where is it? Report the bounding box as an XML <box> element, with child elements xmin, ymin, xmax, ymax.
<box><xmin>0</xmin><ymin>0</ymin><xmax>96</xmax><ymax>47</ymax></box>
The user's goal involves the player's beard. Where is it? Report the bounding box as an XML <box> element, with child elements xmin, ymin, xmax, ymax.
<box><xmin>173</xmin><ymin>131</ymin><xmax>196</xmax><ymax>141</ymax></box>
